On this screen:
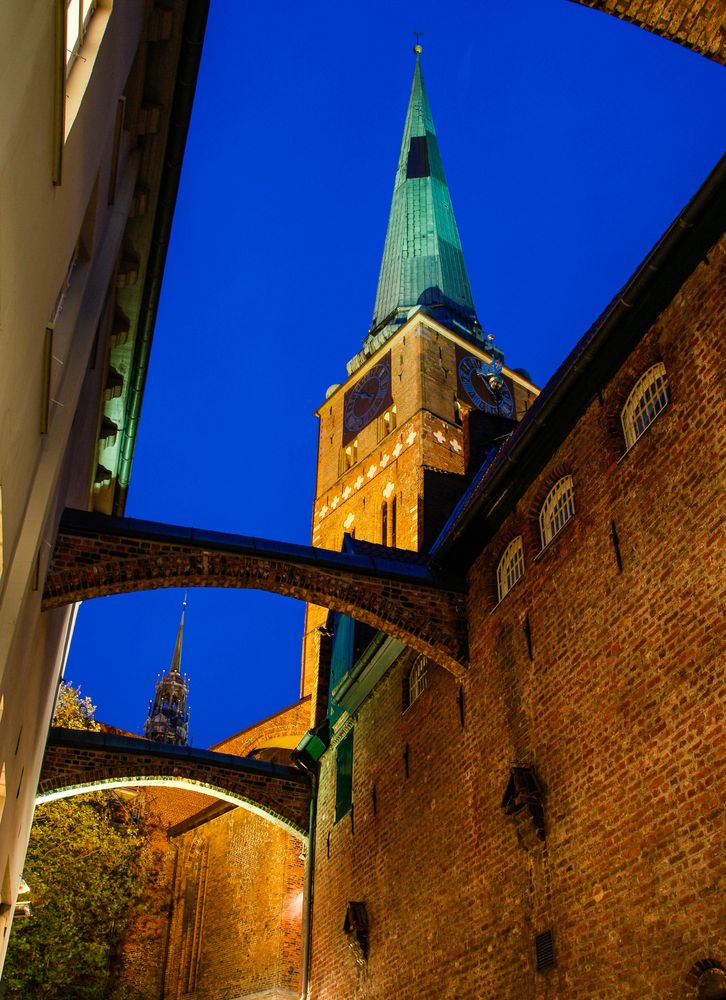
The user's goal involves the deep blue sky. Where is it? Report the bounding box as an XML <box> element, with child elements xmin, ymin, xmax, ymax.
<box><xmin>66</xmin><ymin>0</ymin><xmax>725</xmax><ymax>746</ymax></box>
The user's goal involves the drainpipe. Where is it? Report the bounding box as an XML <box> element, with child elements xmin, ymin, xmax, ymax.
<box><xmin>300</xmin><ymin>770</ymin><xmax>318</xmax><ymax>1000</ymax></box>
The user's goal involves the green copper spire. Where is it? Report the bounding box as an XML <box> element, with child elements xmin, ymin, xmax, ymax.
<box><xmin>368</xmin><ymin>49</ymin><xmax>480</xmax><ymax>348</ymax></box>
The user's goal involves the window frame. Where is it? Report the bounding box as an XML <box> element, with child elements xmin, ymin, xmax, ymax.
<box><xmin>66</xmin><ymin>0</ymin><xmax>98</xmax><ymax>78</ymax></box>
<box><xmin>620</xmin><ymin>362</ymin><xmax>670</xmax><ymax>451</ymax></box>
<box><xmin>496</xmin><ymin>536</ymin><xmax>525</xmax><ymax>603</ymax></box>
<box><xmin>340</xmin><ymin>439</ymin><xmax>358</xmax><ymax>474</ymax></box>
<box><xmin>334</xmin><ymin>729</ymin><xmax>354</xmax><ymax>823</ymax></box>
<box><xmin>538</xmin><ymin>476</ymin><xmax>575</xmax><ymax>549</ymax></box>
<box><xmin>378</xmin><ymin>404</ymin><xmax>397</xmax><ymax>441</ymax></box>
<box><xmin>404</xmin><ymin>655</ymin><xmax>428</xmax><ymax>712</ymax></box>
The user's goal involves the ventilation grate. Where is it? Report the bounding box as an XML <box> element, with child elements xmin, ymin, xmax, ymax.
<box><xmin>535</xmin><ymin>930</ymin><xmax>555</xmax><ymax>971</ymax></box>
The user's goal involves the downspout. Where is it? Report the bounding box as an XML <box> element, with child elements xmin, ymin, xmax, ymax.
<box><xmin>300</xmin><ymin>770</ymin><xmax>318</xmax><ymax>1000</ymax></box>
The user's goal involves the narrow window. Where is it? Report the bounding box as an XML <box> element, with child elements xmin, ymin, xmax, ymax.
<box><xmin>454</xmin><ymin>399</ymin><xmax>463</xmax><ymax>426</ymax></box>
<box><xmin>340</xmin><ymin>439</ymin><xmax>358</xmax><ymax>474</ymax></box>
<box><xmin>496</xmin><ymin>536</ymin><xmax>524</xmax><ymax>602</ymax></box>
<box><xmin>404</xmin><ymin>655</ymin><xmax>428</xmax><ymax>711</ymax></box>
<box><xmin>539</xmin><ymin>477</ymin><xmax>575</xmax><ymax>548</ymax></box>
<box><xmin>378</xmin><ymin>404</ymin><xmax>397</xmax><ymax>440</ymax></box>
<box><xmin>66</xmin><ymin>0</ymin><xmax>97</xmax><ymax>77</ymax></box>
<box><xmin>621</xmin><ymin>362</ymin><xmax>670</xmax><ymax>450</ymax></box>
<box><xmin>381</xmin><ymin>501</ymin><xmax>388</xmax><ymax>545</ymax></box>
<box><xmin>390</xmin><ymin>495</ymin><xmax>397</xmax><ymax>547</ymax></box>
<box><xmin>335</xmin><ymin>730</ymin><xmax>354</xmax><ymax>822</ymax></box>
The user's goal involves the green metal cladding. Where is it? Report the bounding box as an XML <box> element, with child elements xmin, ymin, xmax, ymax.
<box><xmin>370</xmin><ymin>53</ymin><xmax>480</xmax><ymax>344</ymax></box>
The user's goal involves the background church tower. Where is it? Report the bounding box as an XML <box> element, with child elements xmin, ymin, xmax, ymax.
<box><xmin>300</xmin><ymin>47</ymin><xmax>538</xmax><ymax>706</ymax></box>
<box><xmin>144</xmin><ymin>598</ymin><xmax>191</xmax><ymax>745</ymax></box>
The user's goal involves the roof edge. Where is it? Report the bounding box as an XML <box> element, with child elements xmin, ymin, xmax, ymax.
<box><xmin>431</xmin><ymin>151</ymin><xmax>726</xmax><ymax>569</ymax></box>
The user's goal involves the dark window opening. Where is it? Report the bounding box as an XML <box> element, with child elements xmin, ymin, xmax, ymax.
<box><xmin>406</xmin><ymin>135</ymin><xmax>430</xmax><ymax>178</ymax></box>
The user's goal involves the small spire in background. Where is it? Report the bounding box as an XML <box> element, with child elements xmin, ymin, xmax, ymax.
<box><xmin>143</xmin><ymin>592</ymin><xmax>191</xmax><ymax>746</ymax></box>
<box><xmin>413</xmin><ymin>31</ymin><xmax>423</xmax><ymax>56</ymax></box>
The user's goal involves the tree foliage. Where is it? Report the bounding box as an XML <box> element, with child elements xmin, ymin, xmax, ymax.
<box><xmin>51</xmin><ymin>681</ymin><xmax>101</xmax><ymax>732</ymax></box>
<box><xmin>2</xmin><ymin>683</ymin><xmax>153</xmax><ymax>1000</ymax></box>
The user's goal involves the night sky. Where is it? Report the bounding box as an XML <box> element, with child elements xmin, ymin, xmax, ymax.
<box><xmin>65</xmin><ymin>0</ymin><xmax>726</xmax><ymax>747</ymax></box>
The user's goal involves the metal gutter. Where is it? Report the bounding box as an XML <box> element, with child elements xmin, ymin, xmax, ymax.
<box><xmin>114</xmin><ymin>0</ymin><xmax>210</xmax><ymax>513</ymax></box>
<box><xmin>431</xmin><ymin>152</ymin><xmax>726</xmax><ymax>571</ymax></box>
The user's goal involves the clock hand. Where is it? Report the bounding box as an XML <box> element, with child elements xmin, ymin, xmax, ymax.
<box><xmin>353</xmin><ymin>389</ymin><xmax>374</xmax><ymax>401</ymax></box>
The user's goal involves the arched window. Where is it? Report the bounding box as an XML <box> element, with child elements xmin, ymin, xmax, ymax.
<box><xmin>496</xmin><ymin>537</ymin><xmax>524</xmax><ymax>602</ymax></box>
<box><xmin>539</xmin><ymin>476</ymin><xmax>575</xmax><ymax>548</ymax></box>
<box><xmin>621</xmin><ymin>362</ymin><xmax>670</xmax><ymax>450</ymax></box>
<box><xmin>403</xmin><ymin>655</ymin><xmax>428</xmax><ymax>712</ymax></box>
<box><xmin>699</xmin><ymin>969</ymin><xmax>726</xmax><ymax>999</ymax></box>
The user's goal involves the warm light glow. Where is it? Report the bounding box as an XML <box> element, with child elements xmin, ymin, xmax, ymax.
<box><xmin>283</xmin><ymin>890</ymin><xmax>304</xmax><ymax>922</ymax></box>
<box><xmin>35</xmin><ymin>776</ymin><xmax>308</xmax><ymax>842</ymax></box>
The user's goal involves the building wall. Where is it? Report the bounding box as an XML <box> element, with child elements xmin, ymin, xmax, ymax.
<box><xmin>302</xmin><ymin>319</ymin><xmax>536</xmax><ymax>703</ymax></box>
<box><xmin>163</xmin><ymin>809</ymin><xmax>304</xmax><ymax>1000</ymax></box>
<box><xmin>144</xmin><ymin>700</ymin><xmax>311</xmax><ymax>1000</ymax></box>
<box><xmin>0</xmin><ymin>1</ymin><xmax>148</xmax><ymax>964</ymax></box>
<box><xmin>308</xmin><ymin>236</ymin><xmax>725</xmax><ymax>998</ymax></box>
<box><xmin>0</xmin><ymin>0</ymin><xmax>206</xmax><ymax>969</ymax></box>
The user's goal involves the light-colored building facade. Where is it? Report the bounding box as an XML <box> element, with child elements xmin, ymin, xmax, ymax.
<box><xmin>0</xmin><ymin>0</ymin><xmax>208</xmax><ymax>965</ymax></box>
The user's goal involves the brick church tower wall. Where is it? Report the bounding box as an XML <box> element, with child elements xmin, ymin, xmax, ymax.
<box><xmin>162</xmin><ymin>809</ymin><xmax>304</xmax><ymax>1000</ymax></box>
<box><xmin>308</xmin><ymin>238</ymin><xmax>725</xmax><ymax>998</ymax></box>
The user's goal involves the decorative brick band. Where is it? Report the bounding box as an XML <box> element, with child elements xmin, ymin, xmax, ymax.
<box><xmin>43</xmin><ymin>509</ymin><xmax>469</xmax><ymax>675</ymax></box>
<box><xmin>38</xmin><ymin>729</ymin><xmax>313</xmax><ymax>839</ymax></box>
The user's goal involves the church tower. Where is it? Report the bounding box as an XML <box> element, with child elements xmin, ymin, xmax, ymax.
<box><xmin>144</xmin><ymin>598</ymin><xmax>191</xmax><ymax>745</ymax></box>
<box><xmin>300</xmin><ymin>47</ymin><xmax>538</xmax><ymax>703</ymax></box>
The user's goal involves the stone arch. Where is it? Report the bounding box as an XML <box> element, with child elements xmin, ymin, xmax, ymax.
<box><xmin>35</xmin><ymin>775</ymin><xmax>307</xmax><ymax>841</ymax></box>
<box><xmin>42</xmin><ymin>509</ymin><xmax>469</xmax><ymax>675</ymax></box>
<box><xmin>38</xmin><ymin>729</ymin><xmax>312</xmax><ymax>840</ymax></box>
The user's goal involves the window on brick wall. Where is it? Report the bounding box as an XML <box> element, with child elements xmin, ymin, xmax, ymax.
<box><xmin>621</xmin><ymin>362</ymin><xmax>670</xmax><ymax>450</ymax></box>
<box><xmin>698</xmin><ymin>968</ymin><xmax>726</xmax><ymax>999</ymax></box>
<box><xmin>378</xmin><ymin>404</ymin><xmax>397</xmax><ymax>440</ymax></box>
<box><xmin>496</xmin><ymin>536</ymin><xmax>524</xmax><ymax>602</ymax></box>
<box><xmin>403</xmin><ymin>655</ymin><xmax>428</xmax><ymax>712</ymax></box>
<box><xmin>340</xmin><ymin>439</ymin><xmax>358</xmax><ymax>474</ymax></box>
<box><xmin>381</xmin><ymin>501</ymin><xmax>388</xmax><ymax>545</ymax></box>
<box><xmin>539</xmin><ymin>477</ymin><xmax>575</xmax><ymax>548</ymax></box>
<box><xmin>335</xmin><ymin>729</ymin><xmax>354</xmax><ymax>822</ymax></box>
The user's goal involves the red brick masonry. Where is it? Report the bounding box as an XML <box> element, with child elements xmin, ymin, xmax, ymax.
<box><xmin>38</xmin><ymin>728</ymin><xmax>312</xmax><ymax>838</ymax></box>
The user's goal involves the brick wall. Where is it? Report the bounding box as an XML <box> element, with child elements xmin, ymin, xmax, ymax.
<box><xmin>162</xmin><ymin>808</ymin><xmax>304</xmax><ymax>1000</ymax></box>
<box><xmin>308</xmin><ymin>238</ymin><xmax>725</xmax><ymax>997</ymax></box>
<box><xmin>144</xmin><ymin>701</ymin><xmax>311</xmax><ymax>1000</ymax></box>
<box><xmin>571</xmin><ymin>0</ymin><xmax>725</xmax><ymax>64</ymax></box>
<box><xmin>302</xmin><ymin>317</ymin><xmax>535</xmax><ymax>702</ymax></box>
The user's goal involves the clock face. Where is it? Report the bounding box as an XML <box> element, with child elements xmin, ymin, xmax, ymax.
<box><xmin>343</xmin><ymin>355</ymin><xmax>392</xmax><ymax>442</ymax></box>
<box><xmin>457</xmin><ymin>354</ymin><xmax>514</xmax><ymax>418</ymax></box>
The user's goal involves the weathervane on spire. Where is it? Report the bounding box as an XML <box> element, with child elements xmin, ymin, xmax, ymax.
<box><xmin>413</xmin><ymin>31</ymin><xmax>423</xmax><ymax>55</ymax></box>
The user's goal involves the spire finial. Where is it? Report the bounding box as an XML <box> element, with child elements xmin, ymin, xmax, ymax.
<box><xmin>413</xmin><ymin>31</ymin><xmax>423</xmax><ymax>56</ymax></box>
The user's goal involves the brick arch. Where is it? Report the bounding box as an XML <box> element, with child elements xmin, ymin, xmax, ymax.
<box><xmin>38</xmin><ymin>729</ymin><xmax>312</xmax><ymax>840</ymax></box>
<box><xmin>43</xmin><ymin>509</ymin><xmax>469</xmax><ymax>676</ymax></box>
